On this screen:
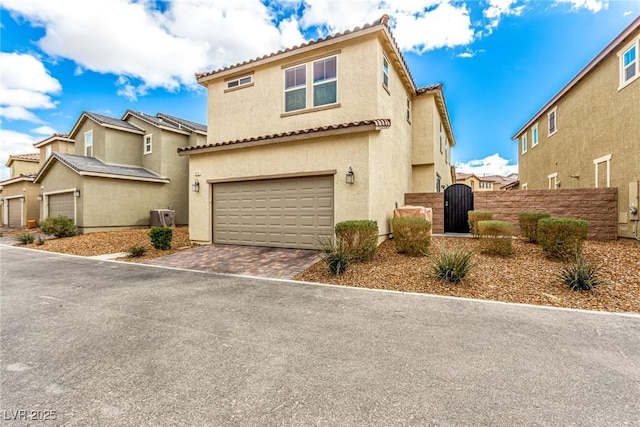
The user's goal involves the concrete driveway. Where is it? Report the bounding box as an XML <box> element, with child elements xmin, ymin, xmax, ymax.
<box><xmin>2</xmin><ymin>245</ymin><xmax>639</xmax><ymax>426</ymax></box>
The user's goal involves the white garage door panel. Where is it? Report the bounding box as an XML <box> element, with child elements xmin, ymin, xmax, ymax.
<box><xmin>8</xmin><ymin>198</ymin><xmax>22</xmax><ymax>227</ymax></box>
<box><xmin>48</xmin><ymin>192</ymin><xmax>75</xmax><ymax>221</ymax></box>
<box><xmin>214</xmin><ymin>176</ymin><xmax>334</xmax><ymax>249</ymax></box>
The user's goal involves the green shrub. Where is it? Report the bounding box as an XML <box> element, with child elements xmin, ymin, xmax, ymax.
<box><xmin>334</xmin><ymin>220</ymin><xmax>378</xmax><ymax>262</ymax></box>
<box><xmin>318</xmin><ymin>235</ymin><xmax>352</xmax><ymax>275</ymax></box>
<box><xmin>128</xmin><ymin>245</ymin><xmax>147</xmax><ymax>257</ymax></box>
<box><xmin>40</xmin><ymin>215</ymin><xmax>77</xmax><ymax>238</ymax></box>
<box><xmin>478</xmin><ymin>220</ymin><xmax>513</xmax><ymax>256</ymax></box>
<box><xmin>557</xmin><ymin>255</ymin><xmax>604</xmax><ymax>291</ymax></box>
<box><xmin>391</xmin><ymin>217</ymin><xmax>432</xmax><ymax>257</ymax></box>
<box><xmin>35</xmin><ymin>236</ymin><xmax>45</xmax><ymax>246</ymax></box>
<box><xmin>518</xmin><ymin>212</ymin><xmax>551</xmax><ymax>243</ymax></box>
<box><xmin>148</xmin><ymin>226</ymin><xmax>173</xmax><ymax>250</ymax></box>
<box><xmin>537</xmin><ymin>218</ymin><xmax>589</xmax><ymax>260</ymax></box>
<box><xmin>16</xmin><ymin>233</ymin><xmax>35</xmax><ymax>245</ymax></box>
<box><xmin>432</xmin><ymin>250</ymin><xmax>474</xmax><ymax>283</ymax></box>
<box><xmin>468</xmin><ymin>211</ymin><xmax>494</xmax><ymax>237</ymax></box>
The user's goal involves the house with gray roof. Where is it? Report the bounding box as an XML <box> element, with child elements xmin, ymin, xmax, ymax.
<box><xmin>0</xmin><ymin>153</ymin><xmax>40</xmax><ymax>227</ymax></box>
<box><xmin>34</xmin><ymin>110</ymin><xmax>206</xmax><ymax>233</ymax></box>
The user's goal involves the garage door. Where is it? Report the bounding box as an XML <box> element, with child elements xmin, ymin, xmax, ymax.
<box><xmin>8</xmin><ymin>198</ymin><xmax>22</xmax><ymax>227</ymax></box>
<box><xmin>213</xmin><ymin>176</ymin><xmax>334</xmax><ymax>249</ymax></box>
<box><xmin>48</xmin><ymin>192</ymin><xmax>75</xmax><ymax>221</ymax></box>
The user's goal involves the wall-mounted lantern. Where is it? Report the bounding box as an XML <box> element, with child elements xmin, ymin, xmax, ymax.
<box><xmin>37</xmin><ymin>194</ymin><xmax>43</xmax><ymax>201</ymax></box>
<box><xmin>346</xmin><ymin>167</ymin><xmax>355</xmax><ymax>185</ymax></box>
<box><xmin>74</xmin><ymin>189</ymin><xmax>81</xmax><ymax>197</ymax></box>
<box><xmin>191</xmin><ymin>179</ymin><xmax>200</xmax><ymax>192</ymax></box>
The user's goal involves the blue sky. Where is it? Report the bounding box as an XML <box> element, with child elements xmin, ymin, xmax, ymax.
<box><xmin>1</xmin><ymin>0</ymin><xmax>639</xmax><ymax>180</ymax></box>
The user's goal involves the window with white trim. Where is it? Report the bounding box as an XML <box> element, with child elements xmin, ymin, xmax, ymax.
<box><xmin>521</xmin><ymin>133</ymin><xmax>528</xmax><ymax>154</ymax></box>
<box><xmin>144</xmin><ymin>134</ymin><xmax>152</xmax><ymax>154</ymax></box>
<box><xmin>45</xmin><ymin>145</ymin><xmax>52</xmax><ymax>159</ymax></box>
<box><xmin>406</xmin><ymin>98</ymin><xmax>411</xmax><ymax>122</ymax></box>
<box><xmin>532</xmin><ymin>123</ymin><xmax>539</xmax><ymax>147</ymax></box>
<box><xmin>439</xmin><ymin>122</ymin><xmax>443</xmax><ymax>153</ymax></box>
<box><xmin>548</xmin><ymin>172</ymin><xmax>558</xmax><ymax>189</ymax></box>
<box><xmin>619</xmin><ymin>37</ymin><xmax>639</xmax><ymax>88</ymax></box>
<box><xmin>593</xmin><ymin>154</ymin><xmax>612</xmax><ymax>188</ymax></box>
<box><xmin>226</xmin><ymin>75</ymin><xmax>252</xmax><ymax>90</ymax></box>
<box><xmin>84</xmin><ymin>130</ymin><xmax>93</xmax><ymax>157</ymax></box>
<box><xmin>436</xmin><ymin>173</ymin><xmax>441</xmax><ymax>193</ymax></box>
<box><xmin>486</xmin><ymin>182</ymin><xmax>492</xmax><ymax>189</ymax></box>
<box><xmin>479</xmin><ymin>182</ymin><xmax>484</xmax><ymax>189</ymax></box>
<box><xmin>313</xmin><ymin>56</ymin><xmax>337</xmax><ymax>107</ymax></box>
<box><xmin>382</xmin><ymin>56</ymin><xmax>390</xmax><ymax>90</ymax></box>
<box><xmin>548</xmin><ymin>108</ymin><xmax>557</xmax><ymax>136</ymax></box>
<box><xmin>284</xmin><ymin>64</ymin><xmax>306</xmax><ymax>112</ymax></box>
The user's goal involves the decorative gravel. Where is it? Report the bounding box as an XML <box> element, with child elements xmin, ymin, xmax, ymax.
<box><xmin>294</xmin><ymin>237</ymin><xmax>640</xmax><ymax>314</ymax></box>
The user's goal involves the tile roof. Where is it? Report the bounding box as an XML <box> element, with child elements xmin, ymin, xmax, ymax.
<box><xmin>416</xmin><ymin>84</ymin><xmax>443</xmax><ymax>93</ymax></box>
<box><xmin>0</xmin><ymin>172</ymin><xmax>37</xmax><ymax>186</ymax></box>
<box><xmin>83</xmin><ymin>111</ymin><xmax>145</xmax><ymax>133</ymax></box>
<box><xmin>8</xmin><ymin>153</ymin><xmax>40</xmax><ymax>162</ymax></box>
<box><xmin>33</xmin><ymin>133</ymin><xmax>74</xmax><ymax>148</ymax></box>
<box><xmin>49</xmin><ymin>153</ymin><xmax>167</xmax><ymax>181</ymax></box>
<box><xmin>177</xmin><ymin>119</ymin><xmax>391</xmax><ymax>154</ymax></box>
<box><xmin>123</xmin><ymin>110</ymin><xmax>186</xmax><ymax>133</ymax></box>
<box><xmin>156</xmin><ymin>113</ymin><xmax>207</xmax><ymax>133</ymax></box>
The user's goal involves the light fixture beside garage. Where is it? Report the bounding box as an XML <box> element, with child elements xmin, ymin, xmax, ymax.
<box><xmin>74</xmin><ymin>189</ymin><xmax>81</xmax><ymax>197</ymax></box>
<box><xmin>37</xmin><ymin>194</ymin><xmax>43</xmax><ymax>201</ymax></box>
<box><xmin>346</xmin><ymin>167</ymin><xmax>355</xmax><ymax>184</ymax></box>
<box><xmin>191</xmin><ymin>179</ymin><xmax>200</xmax><ymax>192</ymax></box>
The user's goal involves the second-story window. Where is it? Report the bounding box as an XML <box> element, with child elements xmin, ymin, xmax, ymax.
<box><xmin>620</xmin><ymin>40</ymin><xmax>638</xmax><ymax>87</ymax></box>
<box><xmin>85</xmin><ymin>130</ymin><xmax>93</xmax><ymax>157</ymax></box>
<box><xmin>382</xmin><ymin>56</ymin><xmax>390</xmax><ymax>90</ymax></box>
<box><xmin>284</xmin><ymin>64</ymin><xmax>307</xmax><ymax>112</ymax></box>
<box><xmin>522</xmin><ymin>133</ymin><xmax>528</xmax><ymax>154</ymax></box>
<box><xmin>313</xmin><ymin>56</ymin><xmax>337</xmax><ymax>107</ymax></box>
<box><xmin>439</xmin><ymin>122</ymin><xmax>443</xmax><ymax>153</ymax></box>
<box><xmin>144</xmin><ymin>134</ymin><xmax>152</xmax><ymax>154</ymax></box>
<box><xmin>532</xmin><ymin>123</ymin><xmax>539</xmax><ymax>147</ymax></box>
<box><xmin>548</xmin><ymin>108</ymin><xmax>557</xmax><ymax>136</ymax></box>
<box><xmin>406</xmin><ymin>98</ymin><xmax>411</xmax><ymax>122</ymax></box>
<box><xmin>45</xmin><ymin>145</ymin><xmax>52</xmax><ymax>159</ymax></box>
<box><xmin>226</xmin><ymin>75</ymin><xmax>252</xmax><ymax>90</ymax></box>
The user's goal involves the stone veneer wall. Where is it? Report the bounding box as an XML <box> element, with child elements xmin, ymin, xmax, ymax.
<box><xmin>405</xmin><ymin>188</ymin><xmax>618</xmax><ymax>240</ymax></box>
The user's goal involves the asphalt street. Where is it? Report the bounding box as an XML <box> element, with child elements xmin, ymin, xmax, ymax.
<box><xmin>1</xmin><ymin>245</ymin><xmax>639</xmax><ymax>426</ymax></box>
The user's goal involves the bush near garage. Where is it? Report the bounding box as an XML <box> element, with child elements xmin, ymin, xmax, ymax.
<box><xmin>148</xmin><ymin>226</ymin><xmax>173</xmax><ymax>250</ymax></box>
<box><xmin>537</xmin><ymin>218</ymin><xmax>589</xmax><ymax>260</ymax></box>
<box><xmin>478</xmin><ymin>220</ymin><xmax>514</xmax><ymax>256</ymax></box>
<box><xmin>334</xmin><ymin>220</ymin><xmax>378</xmax><ymax>262</ymax></box>
<box><xmin>40</xmin><ymin>215</ymin><xmax>77</xmax><ymax>238</ymax></box>
<box><xmin>468</xmin><ymin>211</ymin><xmax>494</xmax><ymax>238</ymax></box>
<box><xmin>391</xmin><ymin>217</ymin><xmax>432</xmax><ymax>257</ymax></box>
<box><xmin>317</xmin><ymin>234</ymin><xmax>352</xmax><ymax>275</ymax></box>
<box><xmin>518</xmin><ymin>211</ymin><xmax>551</xmax><ymax>243</ymax></box>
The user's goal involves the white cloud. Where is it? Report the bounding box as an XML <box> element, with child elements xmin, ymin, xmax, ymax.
<box><xmin>483</xmin><ymin>0</ymin><xmax>525</xmax><ymax>30</ymax></box>
<box><xmin>31</xmin><ymin>125</ymin><xmax>58</xmax><ymax>135</ymax></box>
<box><xmin>555</xmin><ymin>0</ymin><xmax>609</xmax><ymax>13</ymax></box>
<box><xmin>0</xmin><ymin>52</ymin><xmax>61</xmax><ymax>123</ymax></box>
<box><xmin>0</xmin><ymin>129</ymin><xmax>39</xmax><ymax>179</ymax></box>
<box><xmin>455</xmin><ymin>153</ymin><xmax>518</xmax><ymax>177</ymax></box>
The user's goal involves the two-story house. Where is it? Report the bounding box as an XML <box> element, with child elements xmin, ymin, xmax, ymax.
<box><xmin>512</xmin><ymin>16</ymin><xmax>639</xmax><ymax>239</ymax></box>
<box><xmin>179</xmin><ymin>15</ymin><xmax>456</xmax><ymax>249</ymax></box>
<box><xmin>0</xmin><ymin>153</ymin><xmax>40</xmax><ymax>227</ymax></box>
<box><xmin>456</xmin><ymin>172</ymin><xmax>518</xmax><ymax>191</ymax></box>
<box><xmin>34</xmin><ymin>110</ymin><xmax>206</xmax><ymax>233</ymax></box>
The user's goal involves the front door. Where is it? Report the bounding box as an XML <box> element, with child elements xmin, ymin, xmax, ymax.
<box><xmin>444</xmin><ymin>184</ymin><xmax>474</xmax><ymax>233</ymax></box>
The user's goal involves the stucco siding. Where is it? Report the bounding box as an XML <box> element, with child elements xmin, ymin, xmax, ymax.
<box><xmin>1</xmin><ymin>181</ymin><xmax>40</xmax><ymax>226</ymax></box>
<box><xmin>160</xmin><ymin>131</ymin><xmax>190</xmax><ymax>225</ymax></box>
<box><xmin>39</xmin><ymin>162</ymin><xmax>83</xmax><ymax>225</ymax></box>
<box><xmin>10</xmin><ymin>160</ymin><xmax>39</xmax><ymax>176</ymax></box>
<box><xmin>104</xmin><ymin>129</ymin><xmax>143</xmax><ymax>166</ymax></box>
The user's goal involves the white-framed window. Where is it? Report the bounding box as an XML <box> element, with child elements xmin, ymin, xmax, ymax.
<box><xmin>548</xmin><ymin>172</ymin><xmax>558</xmax><ymax>189</ymax></box>
<box><xmin>436</xmin><ymin>173</ymin><xmax>441</xmax><ymax>193</ymax></box>
<box><xmin>284</xmin><ymin>64</ymin><xmax>307</xmax><ymax>112</ymax></box>
<box><xmin>593</xmin><ymin>154</ymin><xmax>612</xmax><ymax>188</ymax></box>
<box><xmin>548</xmin><ymin>107</ymin><xmax>557</xmax><ymax>136</ymax></box>
<box><xmin>470</xmin><ymin>180</ymin><xmax>475</xmax><ymax>190</ymax></box>
<box><xmin>532</xmin><ymin>123</ymin><xmax>539</xmax><ymax>147</ymax></box>
<box><xmin>144</xmin><ymin>134</ymin><xmax>152</xmax><ymax>154</ymax></box>
<box><xmin>521</xmin><ymin>133</ymin><xmax>528</xmax><ymax>154</ymax></box>
<box><xmin>45</xmin><ymin>145</ymin><xmax>52</xmax><ymax>159</ymax></box>
<box><xmin>226</xmin><ymin>75</ymin><xmax>253</xmax><ymax>90</ymax></box>
<box><xmin>479</xmin><ymin>182</ymin><xmax>484</xmax><ymax>189</ymax></box>
<box><xmin>313</xmin><ymin>56</ymin><xmax>337</xmax><ymax>107</ymax></box>
<box><xmin>522</xmin><ymin>183</ymin><xmax>528</xmax><ymax>190</ymax></box>
<box><xmin>619</xmin><ymin>37</ymin><xmax>639</xmax><ymax>88</ymax></box>
<box><xmin>487</xmin><ymin>182</ymin><xmax>492</xmax><ymax>189</ymax></box>
<box><xmin>382</xmin><ymin>56</ymin><xmax>390</xmax><ymax>90</ymax></box>
<box><xmin>84</xmin><ymin>130</ymin><xmax>93</xmax><ymax>157</ymax></box>
<box><xmin>406</xmin><ymin>98</ymin><xmax>411</xmax><ymax>122</ymax></box>
<box><xmin>439</xmin><ymin>122</ymin><xmax>443</xmax><ymax>153</ymax></box>
<box><xmin>9</xmin><ymin>166</ymin><xmax>14</xmax><ymax>177</ymax></box>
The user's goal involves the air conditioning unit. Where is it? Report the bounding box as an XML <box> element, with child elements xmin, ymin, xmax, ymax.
<box><xmin>150</xmin><ymin>209</ymin><xmax>175</xmax><ymax>227</ymax></box>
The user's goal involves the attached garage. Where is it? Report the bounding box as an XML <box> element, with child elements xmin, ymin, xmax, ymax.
<box><xmin>7</xmin><ymin>198</ymin><xmax>22</xmax><ymax>227</ymax></box>
<box><xmin>47</xmin><ymin>192</ymin><xmax>76</xmax><ymax>222</ymax></box>
<box><xmin>213</xmin><ymin>175</ymin><xmax>334</xmax><ymax>249</ymax></box>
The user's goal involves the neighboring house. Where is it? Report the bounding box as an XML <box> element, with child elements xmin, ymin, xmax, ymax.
<box><xmin>512</xmin><ymin>16</ymin><xmax>640</xmax><ymax>238</ymax></box>
<box><xmin>455</xmin><ymin>172</ymin><xmax>518</xmax><ymax>191</ymax></box>
<box><xmin>0</xmin><ymin>153</ymin><xmax>40</xmax><ymax>227</ymax></box>
<box><xmin>34</xmin><ymin>110</ymin><xmax>206</xmax><ymax>233</ymax></box>
<box><xmin>33</xmin><ymin>133</ymin><xmax>75</xmax><ymax>165</ymax></box>
<box><xmin>179</xmin><ymin>15</ymin><xmax>457</xmax><ymax>249</ymax></box>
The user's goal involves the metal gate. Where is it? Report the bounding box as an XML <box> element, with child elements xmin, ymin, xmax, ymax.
<box><xmin>444</xmin><ymin>184</ymin><xmax>474</xmax><ymax>233</ymax></box>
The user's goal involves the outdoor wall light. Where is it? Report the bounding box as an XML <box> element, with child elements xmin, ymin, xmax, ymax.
<box><xmin>191</xmin><ymin>179</ymin><xmax>200</xmax><ymax>192</ymax></box>
<box><xmin>346</xmin><ymin>167</ymin><xmax>355</xmax><ymax>184</ymax></box>
<box><xmin>74</xmin><ymin>189</ymin><xmax>81</xmax><ymax>197</ymax></box>
<box><xmin>37</xmin><ymin>194</ymin><xmax>43</xmax><ymax>201</ymax></box>
<box><xmin>19</xmin><ymin>196</ymin><xmax>25</xmax><ymax>202</ymax></box>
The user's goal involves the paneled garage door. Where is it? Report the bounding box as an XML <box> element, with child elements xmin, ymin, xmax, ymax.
<box><xmin>213</xmin><ymin>176</ymin><xmax>334</xmax><ymax>249</ymax></box>
<box><xmin>8</xmin><ymin>198</ymin><xmax>22</xmax><ymax>227</ymax></box>
<box><xmin>48</xmin><ymin>192</ymin><xmax>75</xmax><ymax>221</ymax></box>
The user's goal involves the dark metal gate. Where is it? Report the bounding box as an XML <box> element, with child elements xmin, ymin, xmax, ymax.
<box><xmin>444</xmin><ymin>184</ymin><xmax>474</xmax><ymax>233</ymax></box>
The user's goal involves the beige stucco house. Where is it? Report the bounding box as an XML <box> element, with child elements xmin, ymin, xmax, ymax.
<box><xmin>0</xmin><ymin>153</ymin><xmax>40</xmax><ymax>227</ymax></box>
<box><xmin>512</xmin><ymin>16</ymin><xmax>640</xmax><ymax>239</ymax></box>
<box><xmin>456</xmin><ymin>172</ymin><xmax>518</xmax><ymax>191</ymax></box>
<box><xmin>179</xmin><ymin>15</ymin><xmax>456</xmax><ymax>249</ymax></box>
<box><xmin>34</xmin><ymin>111</ymin><xmax>206</xmax><ymax>233</ymax></box>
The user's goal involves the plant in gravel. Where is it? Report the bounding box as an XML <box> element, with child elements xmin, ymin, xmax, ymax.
<box><xmin>335</xmin><ymin>220</ymin><xmax>378</xmax><ymax>262</ymax></box>
<box><xmin>148</xmin><ymin>226</ymin><xmax>173</xmax><ymax>250</ymax></box>
<box><xmin>128</xmin><ymin>245</ymin><xmax>146</xmax><ymax>257</ymax></box>
<box><xmin>391</xmin><ymin>217</ymin><xmax>432</xmax><ymax>257</ymax></box>
<box><xmin>431</xmin><ymin>250</ymin><xmax>474</xmax><ymax>283</ymax></box>
<box><xmin>468</xmin><ymin>211</ymin><xmax>494</xmax><ymax>237</ymax></box>
<box><xmin>35</xmin><ymin>236</ymin><xmax>45</xmax><ymax>246</ymax></box>
<box><xmin>537</xmin><ymin>218</ymin><xmax>589</xmax><ymax>260</ymax></box>
<box><xmin>518</xmin><ymin>212</ymin><xmax>551</xmax><ymax>243</ymax></box>
<box><xmin>317</xmin><ymin>234</ymin><xmax>352</xmax><ymax>275</ymax></box>
<box><xmin>16</xmin><ymin>233</ymin><xmax>35</xmax><ymax>245</ymax></box>
<box><xmin>478</xmin><ymin>220</ymin><xmax>513</xmax><ymax>256</ymax></box>
<box><xmin>557</xmin><ymin>254</ymin><xmax>604</xmax><ymax>291</ymax></box>
<box><xmin>40</xmin><ymin>215</ymin><xmax>77</xmax><ymax>238</ymax></box>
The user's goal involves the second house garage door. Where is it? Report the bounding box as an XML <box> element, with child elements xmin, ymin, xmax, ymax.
<box><xmin>48</xmin><ymin>192</ymin><xmax>75</xmax><ymax>222</ymax></box>
<box><xmin>7</xmin><ymin>198</ymin><xmax>22</xmax><ymax>227</ymax></box>
<box><xmin>213</xmin><ymin>176</ymin><xmax>334</xmax><ymax>249</ymax></box>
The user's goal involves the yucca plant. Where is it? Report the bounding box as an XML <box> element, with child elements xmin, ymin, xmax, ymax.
<box><xmin>16</xmin><ymin>233</ymin><xmax>35</xmax><ymax>245</ymax></box>
<box><xmin>317</xmin><ymin>235</ymin><xmax>352</xmax><ymax>275</ymax></box>
<box><xmin>432</xmin><ymin>250</ymin><xmax>474</xmax><ymax>283</ymax></box>
<box><xmin>557</xmin><ymin>255</ymin><xmax>604</xmax><ymax>291</ymax></box>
